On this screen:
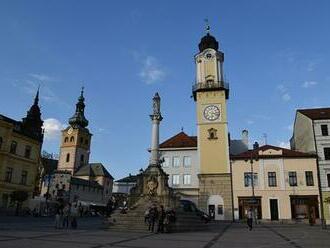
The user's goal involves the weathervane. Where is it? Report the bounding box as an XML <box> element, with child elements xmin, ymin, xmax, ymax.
<box><xmin>204</xmin><ymin>18</ymin><xmax>210</xmax><ymax>34</ymax></box>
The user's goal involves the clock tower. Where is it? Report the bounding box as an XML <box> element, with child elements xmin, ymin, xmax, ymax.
<box><xmin>193</xmin><ymin>26</ymin><xmax>232</xmax><ymax>220</ymax></box>
<box><xmin>57</xmin><ymin>88</ymin><xmax>92</xmax><ymax>174</ymax></box>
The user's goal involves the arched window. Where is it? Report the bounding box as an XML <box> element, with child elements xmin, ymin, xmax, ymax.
<box><xmin>80</xmin><ymin>137</ymin><xmax>84</xmax><ymax>144</ymax></box>
<box><xmin>0</xmin><ymin>137</ymin><xmax>3</xmax><ymax>150</ymax></box>
<box><xmin>84</xmin><ymin>139</ymin><xmax>88</xmax><ymax>145</ymax></box>
<box><xmin>10</xmin><ymin>141</ymin><xmax>17</xmax><ymax>154</ymax></box>
<box><xmin>70</xmin><ymin>136</ymin><xmax>74</xmax><ymax>142</ymax></box>
<box><xmin>64</xmin><ymin>137</ymin><xmax>69</xmax><ymax>143</ymax></box>
<box><xmin>66</xmin><ymin>153</ymin><xmax>70</xmax><ymax>162</ymax></box>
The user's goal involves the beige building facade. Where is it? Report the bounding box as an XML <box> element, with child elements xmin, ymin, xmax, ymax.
<box><xmin>0</xmin><ymin>91</ymin><xmax>43</xmax><ymax>211</ymax></box>
<box><xmin>290</xmin><ymin>108</ymin><xmax>330</xmax><ymax>224</ymax></box>
<box><xmin>232</xmin><ymin>145</ymin><xmax>320</xmax><ymax>222</ymax></box>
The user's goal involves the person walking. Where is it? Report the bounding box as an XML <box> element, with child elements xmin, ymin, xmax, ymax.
<box><xmin>63</xmin><ymin>203</ymin><xmax>71</xmax><ymax>229</ymax></box>
<box><xmin>148</xmin><ymin>205</ymin><xmax>158</xmax><ymax>233</ymax></box>
<box><xmin>247</xmin><ymin>208</ymin><xmax>253</xmax><ymax>231</ymax></box>
<box><xmin>71</xmin><ymin>203</ymin><xmax>79</xmax><ymax>229</ymax></box>
<box><xmin>54</xmin><ymin>207</ymin><xmax>63</xmax><ymax>229</ymax></box>
<box><xmin>144</xmin><ymin>207</ymin><xmax>150</xmax><ymax>224</ymax></box>
<box><xmin>157</xmin><ymin>205</ymin><xmax>165</xmax><ymax>233</ymax></box>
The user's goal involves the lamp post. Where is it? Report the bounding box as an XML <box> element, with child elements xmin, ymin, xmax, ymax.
<box><xmin>245</xmin><ymin>142</ymin><xmax>259</xmax><ymax>224</ymax></box>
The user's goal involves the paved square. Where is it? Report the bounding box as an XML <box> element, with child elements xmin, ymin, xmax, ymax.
<box><xmin>0</xmin><ymin>217</ymin><xmax>329</xmax><ymax>248</ymax></box>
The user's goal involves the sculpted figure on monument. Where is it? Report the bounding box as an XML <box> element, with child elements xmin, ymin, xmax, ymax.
<box><xmin>147</xmin><ymin>176</ymin><xmax>158</xmax><ymax>196</ymax></box>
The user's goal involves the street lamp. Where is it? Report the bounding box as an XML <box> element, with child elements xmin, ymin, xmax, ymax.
<box><xmin>245</xmin><ymin>142</ymin><xmax>259</xmax><ymax>223</ymax></box>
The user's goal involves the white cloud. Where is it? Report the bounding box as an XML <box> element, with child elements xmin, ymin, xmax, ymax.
<box><xmin>278</xmin><ymin>141</ymin><xmax>290</xmax><ymax>149</ymax></box>
<box><xmin>29</xmin><ymin>73</ymin><xmax>55</xmax><ymax>82</ymax></box>
<box><xmin>282</xmin><ymin>93</ymin><xmax>291</xmax><ymax>102</ymax></box>
<box><xmin>302</xmin><ymin>81</ymin><xmax>318</xmax><ymax>88</ymax></box>
<box><xmin>246</xmin><ymin>120</ymin><xmax>254</xmax><ymax>125</ymax></box>
<box><xmin>277</xmin><ymin>84</ymin><xmax>291</xmax><ymax>102</ymax></box>
<box><xmin>43</xmin><ymin>118</ymin><xmax>66</xmax><ymax>141</ymax></box>
<box><xmin>307</xmin><ymin>61</ymin><xmax>317</xmax><ymax>72</ymax></box>
<box><xmin>139</xmin><ymin>56</ymin><xmax>166</xmax><ymax>84</ymax></box>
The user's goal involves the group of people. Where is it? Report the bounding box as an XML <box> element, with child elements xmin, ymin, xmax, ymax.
<box><xmin>144</xmin><ymin>205</ymin><xmax>176</xmax><ymax>233</ymax></box>
<box><xmin>54</xmin><ymin>202</ymin><xmax>80</xmax><ymax>229</ymax></box>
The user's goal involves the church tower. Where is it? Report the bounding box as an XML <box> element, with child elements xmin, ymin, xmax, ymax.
<box><xmin>57</xmin><ymin>88</ymin><xmax>92</xmax><ymax>174</ymax></box>
<box><xmin>192</xmin><ymin>25</ymin><xmax>232</xmax><ymax>220</ymax></box>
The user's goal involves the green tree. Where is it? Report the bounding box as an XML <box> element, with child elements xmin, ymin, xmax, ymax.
<box><xmin>10</xmin><ymin>191</ymin><xmax>29</xmax><ymax>216</ymax></box>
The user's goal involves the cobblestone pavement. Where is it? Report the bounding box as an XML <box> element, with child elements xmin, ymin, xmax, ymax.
<box><xmin>0</xmin><ymin>217</ymin><xmax>329</xmax><ymax>248</ymax></box>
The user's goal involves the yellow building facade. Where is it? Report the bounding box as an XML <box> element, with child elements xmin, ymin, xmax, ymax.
<box><xmin>232</xmin><ymin>145</ymin><xmax>320</xmax><ymax>222</ymax></box>
<box><xmin>0</xmin><ymin>91</ymin><xmax>43</xmax><ymax>211</ymax></box>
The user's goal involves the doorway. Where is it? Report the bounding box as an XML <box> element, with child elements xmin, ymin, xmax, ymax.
<box><xmin>207</xmin><ymin>195</ymin><xmax>224</xmax><ymax>220</ymax></box>
<box><xmin>270</xmin><ymin>199</ymin><xmax>279</xmax><ymax>220</ymax></box>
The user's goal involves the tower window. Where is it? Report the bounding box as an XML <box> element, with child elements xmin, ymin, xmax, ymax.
<box><xmin>208</xmin><ymin>128</ymin><xmax>218</xmax><ymax>140</ymax></box>
<box><xmin>64</xmin><ymin>137</ymin><xmax>69</xmax><ymax>143</ymax></box>
<box><xmin>10</xmin><ymin>141</ymin><xmax>17</xmax><ymax>154</ymax></box>
<box><xmin>70</xmin><ymin>136</ymin><xmax>75</xmax><ymax>142</ymax></box>
<box><xmin>66</xmin><ymin>153</ymin><xmax>70</xmax><ymax>162</ymax></box>
<box><xmin>84</xmin><ymin>139</ymin><xmax>88</xmax><ymax>145</ymax></box>
<box><xmin>80</xmin><ymin>137</ymin><xmax>84</xmax><ymax>144</ymax></box>
<box><xmin>80</xmin><ymin>154</ymin><xmax>84</xmax><ymax>166</ymax></box>
<box><xmin>0</xmin><ymin>137</ymin><xmax>3</xmax><ymax>149</ymax></box>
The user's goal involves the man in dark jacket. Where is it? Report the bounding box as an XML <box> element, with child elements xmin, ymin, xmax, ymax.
<box><xmin>148</xmin><ymin>205</ymin><xmax>158</xmax><ymax>232</ymax></box>
<box><xmin>157</xmin><ymin>205</ymin><xmax>165</xmax><ymax>233</ymax></box>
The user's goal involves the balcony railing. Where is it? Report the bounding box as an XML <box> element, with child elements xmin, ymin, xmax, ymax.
<box><xmin>192</xmin><ymin>80</ymin><xmax>229</xmax><ymax>99</ymax></box>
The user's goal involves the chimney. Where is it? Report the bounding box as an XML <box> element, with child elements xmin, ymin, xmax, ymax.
<box><xmin>242</xmin><ymin>130</ymin><xmax>249</xmax><ymax>147</ymax></box>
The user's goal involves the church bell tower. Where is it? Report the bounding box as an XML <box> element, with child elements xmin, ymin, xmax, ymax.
<box><xmin>57</xmin><ymin>88</ymin><xmax>92</xmax><ymax>174</ymax></box>
<box><xmin>193</xmin><ymin>24</ymin><xmax>232</xmax><ymax>220</ymax></box>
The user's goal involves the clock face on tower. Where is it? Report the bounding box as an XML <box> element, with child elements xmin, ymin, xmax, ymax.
<box><xmin>203</xmin><ymin>105</ymin><xmax>220</xmax><ymax>121</ymax></box>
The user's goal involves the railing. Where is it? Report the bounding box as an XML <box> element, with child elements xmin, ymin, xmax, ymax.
<box><xmin>192</xmin><ymin>80</ymin><xmax>229</xmax><ymax>92</ymax></box>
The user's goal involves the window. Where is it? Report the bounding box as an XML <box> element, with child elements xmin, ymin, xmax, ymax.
<box><xmin>162</xmin><ymin>157</ymin><xmax>170</xmax><ymax>167</ymax></box>
<box><xmin>172</xmin><ymin>175</ymin><xmax>180</xmax><ymax>185</ymax></box>
<box><xmin>305</xmin><ymin>171</ymin><xmax>314</xmax><ymax>186</ymax></box>
<box><xmin>80</xmin><ymin>137</ymin><xmax>84</xmax><ymax>144</ymax></box>
<box><xmin>244</xmin><ymin>172</ymin><xmax>258</xmax><ymax>187</ymax></box>
<box><xmin>268</xmin><ymin>172</ymin><xmax>277</xmax><ymax>187</ymax></box>
<box><xmin>208</xmin><ymin>128</ymin><xmax>218</xmax><ymax>140</ymax></box>
<box><xmin>20</xmin><ymin>170</ymin><xmax>28</xmax><ymax>185</ymax></box>
<box><xmin>84</xmin><ymin>139</ymin><xmax>88</xmax><ymax>145</ymax></box>
<box><xmin>10</xmin><ymin>141</ymin><xmax>17</xmax><ymax>154</ymax></box>
<box><xmin>217</xmin><ymin>205</ymin><xmax>223</xmax><ymax>215</ymax></box>
<box><xmin>173</xmin><ymin>157</ymin><xmax>180</xmax><ymax>167</ymax></box>
<box><xmin>64</xmin><ymin>137</ymin><xmax>69</xmax><ymax>143</ymax></box>
<box><xmin>70</xmin><ymin>136</ymin><xmax>74</xmax><ymax>142</ymax></box>
<box><xmin>24</xmin><ymin>145</ymin><xmax>32</xmax><ymax>159</ymax></box>
<box><xmin>183</xmin><ymin>174</ymin><xmax>191</xmax><ymax>185</ymax></box>
<box><xmin>183</xmin><ymin>156</ymin><xmax>191</xmax><ymax>167</ymax></box>
<box><xmin>5</xmin><ymin>167</ymin><xmax>13</xmax><ymax>183</ymax></box>
<box><xmin>324</xmin><ymin>148</ymin><xmax>330</xmax><ymax>160</ymax></box>
<box><xmin>289</xmin><ymin>171</ymin><xmax>297</xmax><ymax>186</ymax></box>
<box><xmin>0</xmin><ymin>137</ymin><xmax>3</xmax><ymax>149</ymax></box>
<box><xmin>328</xmin><ymin>174</ymin><xmax>330</xmax><ymax>187</ymax></box>
<box><xmin>66</xmin><ymin>153</ymin><xmax>70</xmax><ymax>162</ymax></box>
<box><xmin>321</xmin><ymin>125</ymin><xmax>329</xmax><ymax>136</ymax></box>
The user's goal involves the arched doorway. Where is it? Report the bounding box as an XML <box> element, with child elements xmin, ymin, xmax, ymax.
<box><xmin>207</xmin><ymin>195</ymin><xmax>224</xmax><ymax>220</ymax></box>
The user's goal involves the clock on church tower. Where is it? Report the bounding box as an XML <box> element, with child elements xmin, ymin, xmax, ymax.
<box><xmin>192</xmin><ymin>25</ymin><xmax>232</xmax><ymax>221</ymax></box>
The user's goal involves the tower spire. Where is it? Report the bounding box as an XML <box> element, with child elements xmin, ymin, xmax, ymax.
<box><xmin>68</xmin><ymin>87</ymin><xmax>89</xmax><ymax>128</ymax></box>
<box><xmin>34</xmin><ymin>85</ymin><xmax>40</xmax><ymax>105</ymax></box>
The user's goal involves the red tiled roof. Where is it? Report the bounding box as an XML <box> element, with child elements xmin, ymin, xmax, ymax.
<box><xmin>231</xmin><ymin>145</ymin><xmax>316</xmax><ymax>160</ymax></box>
<box><xmin>298</xmin><ymin>108</ymin><xmax>330</xmax><ymax>120</ymax></box>
<box><xmin>159</xmin><ymin>132</ymin><xmax>197</xmax><ymax>148</ymax></box>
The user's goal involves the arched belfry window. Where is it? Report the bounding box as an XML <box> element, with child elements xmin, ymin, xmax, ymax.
<box><xmin>70</xmin><ymin>136</ymin><xmax>74</xmax><ymax>142</ymax></box>
<box><xmin>66</xmin><ymin>153</ymin><xmax>70</xmax><ymax>162</ymax></box>
<box><xmin>208</xmin><ymin>128</ymin><xmax>218</xmax><ymax>140</ymax></box>
<box><xmin>64</xmin><ymin>137</ymin><xmax>68</xmax><ymax>143</ymax></box>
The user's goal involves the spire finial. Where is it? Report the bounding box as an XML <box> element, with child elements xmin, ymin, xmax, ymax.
<box><xmin>81</xmin><ymin>86</ymin><xmax>84</xmax><ymax>97</ymax></box>
<box><xmin>204</xmin><ymin>18</ymin><xmax>210</xmax><ymax>34</ymax></box>
<box><xmin>34</xmin><ymin>85</ymin><xmax>40</xmax><ymax>105</ymax></box>
<box><xmin>181</xmin><ymin>127</ymin><xmax>184</xmax><ymax>132</ymax></box>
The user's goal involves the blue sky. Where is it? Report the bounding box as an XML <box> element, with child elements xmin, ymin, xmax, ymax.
<box><xmin>0</xmin><ymin>0</ymin><xmax>329</xmax><ymax>179</ymax></box>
